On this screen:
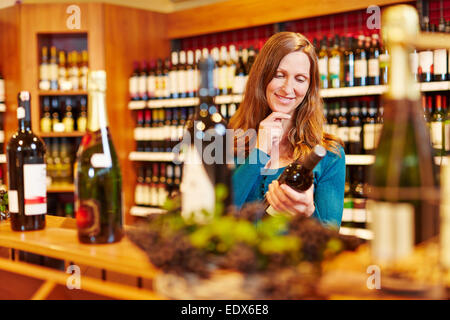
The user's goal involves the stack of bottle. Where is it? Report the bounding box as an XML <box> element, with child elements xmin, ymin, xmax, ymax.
<box><xmin>44</xmin><ymin>137</ymin><xmax>78</xmax><ymax>187</ymax></box>
<box><xmin>422</xmin><ymin>92</ymin><xmax>450</xmax><ymax>156</ymax></box>
<box><xmin>39</xmin><ymin>46</ymin><xmax>89</xmax><ymax>91</ymax></box>
<box><xmin>323</xmin><ymin>97</ymin><xmax>383</xmax><ymax>155</ymax></box>
<box><xmin>40</xmin><ymin>96</ymin><xmax>87</xmax><ymax>133</ymax></box>
<box><xmin>134</xmin><ymin>163</ymin><xmax>182</xmax><ymax>207</ymax></box>
<box><xmin>410</xmin><ymin>17</ymin><xmax>450</xmax><ymax>83</ymax></box>
<box><xmin>129</xmin><ymin>45</ymin><xmax>256</xmax><ymax>101</ymax></box>
<box><xmin>316</xmin><ymin>33</ymin><xmax>389</xmax><ymax>89</ymax></box>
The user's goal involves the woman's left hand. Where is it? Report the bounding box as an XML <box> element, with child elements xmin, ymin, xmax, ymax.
<box><xmin>266</xmin><ymin>180</ymin><xmax>315</xmax><ymax>217</ymax></box>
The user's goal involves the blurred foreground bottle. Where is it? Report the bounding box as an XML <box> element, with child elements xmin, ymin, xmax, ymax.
<box><xmin>180</xmin><ymin>56</ymin><xmax>233</xmax><ymax>223</ymax></box>
<box><xmin>367</xmin><ymin>5</ymin><xmax>441</xmax><ymax>295</ymax></box>
<box><xmin>75</xmin><ymin>71</ymin><xmax>123</xmax><ymax>244</ymax></box>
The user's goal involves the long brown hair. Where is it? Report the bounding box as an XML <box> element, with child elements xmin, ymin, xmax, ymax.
<box><xmin>229</xmin><ymin>31</ymin><xmax>342</xmax><ymax>160</ymax></box>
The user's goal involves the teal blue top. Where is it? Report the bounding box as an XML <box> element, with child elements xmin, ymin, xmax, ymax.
<box><xmin>232</xmin><ymin>147</ymin><xmax>346</xmax><ymax>228</ymax></box>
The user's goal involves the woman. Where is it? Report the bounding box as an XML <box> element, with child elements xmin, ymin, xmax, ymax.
<box><xmin>229</xmin><ymin>32</ymin><xmax>345</xmax><ymax>228</ymax></box>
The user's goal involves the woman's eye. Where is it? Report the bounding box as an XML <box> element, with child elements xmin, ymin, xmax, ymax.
<box><xmin>296</xmin><ymin>77</ymin><xmax>306</xmax><ymax>83</ymax></box>
<box><xmin>275</xmin><ymin>73</ymin><xmax>284</xmax><ymax>78</ymax></box>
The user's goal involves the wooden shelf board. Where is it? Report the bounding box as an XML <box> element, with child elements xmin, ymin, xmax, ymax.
<box><xmin>47</xmin><ymin>184</ymin><xmax>75</xmax><ymax>193</ymax></box>
<box><xmin>38</xmin><ymin>90</ymin><xmax>87</xmax><ymax>96</ymax></box>
<box><xmin>39</xmin><ymin>132</ymin><xmax>85</xmax><ymax>138</ymax></box>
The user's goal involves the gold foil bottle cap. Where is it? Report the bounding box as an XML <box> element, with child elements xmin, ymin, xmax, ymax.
<box><xmin>88</xmin><ymin>70</ymin><xmax>106</xmax><ymax>92</ymax></box>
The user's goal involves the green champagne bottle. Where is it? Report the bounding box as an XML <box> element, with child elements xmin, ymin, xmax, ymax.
<box><xmin>75</xmin><ymin>71</ymin><xmax>123</xmax><ymax>244</ymax></box>
<box><xmin>367</xmin><ymin>6</ymin><xmax>440</xmax><ymax>294</ymax></box>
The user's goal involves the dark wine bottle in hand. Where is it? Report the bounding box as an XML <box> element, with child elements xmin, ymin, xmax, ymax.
<box><xmin>265</xmin><ymin>145</ymin><xmax>326</xmax><ymax>215</ymax></box>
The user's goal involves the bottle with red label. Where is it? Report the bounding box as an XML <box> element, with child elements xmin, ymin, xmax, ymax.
<box><xmin>7</xmin><ymin>91</ymin><xmax>47</xmax><ymax>231</ymax></box>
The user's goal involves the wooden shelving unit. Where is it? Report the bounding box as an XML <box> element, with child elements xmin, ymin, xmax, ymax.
<box><xmin>38</xmin><ymin>90</ymin><xmax>87</xmax><ymax>96</ymax></box>
<box><xmin>39</xmin><ymin>131</ymin><xmax>85</xmax><ymax>138</ymax></box>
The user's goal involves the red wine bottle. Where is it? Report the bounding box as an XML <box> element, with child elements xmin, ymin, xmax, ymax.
<box><xmin>75</xmin><ymin>71</ymin><xmax>123</xmax><ymax>244</ymax></box>
<box><xmin>265</xmin><ymin>145</ymin><xmax>326</xmax><ymax>215</ymax></box>
<box><xmin>7</xmin><ymin>91</ymin><xmax>47</xmax><ymax>231</ymax></box>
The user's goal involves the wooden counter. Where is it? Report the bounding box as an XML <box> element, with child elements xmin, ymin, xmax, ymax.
<box><xmin>0</xmin><ymin>215</ymin><xmax>446</xmax><ymax>300</ymax></box>
<box><xmin>0</xmin><ymin>216</ymin><xmax>158</xmax><ymax>279</ymax></box>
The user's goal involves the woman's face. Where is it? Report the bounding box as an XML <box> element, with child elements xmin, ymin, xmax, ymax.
<box><xmin>266</xmin><ymin>51</ymin><xmax>310</xmax><ymax>116</ymax></box>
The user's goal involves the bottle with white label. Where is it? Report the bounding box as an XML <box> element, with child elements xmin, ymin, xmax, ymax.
<box><xmin>363</xmin><ymin>99</ymin><xmax>378</xmax><ymax>154</ymax></box>
<box><xmin>367</xmin><ymin>7</ymin><xmax>439</xmax><ymax>286</ymax></box>
<box><xmin>431</xmin><ymin>94</ymin><xmax>445</xmax><ymax>156</ymax></box>
<box><xmin>181</xmin><ymin>56</ymin><xmax>233</xmax><ymax>223</ymax></box>
<box><xmin>74</xmin><ymin>71</ymin><xmax>123</xmax><ymax>244</ymax></box>
<box><xmin>7</xmin><ymin>91</ymin><xmax>47</xmax><ymax>231</ymax></box>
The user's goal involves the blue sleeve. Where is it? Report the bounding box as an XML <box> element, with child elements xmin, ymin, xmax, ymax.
<box><xmin>232</xmin><ymin>148</ymin><xmax>270</xmax><ymax>209</ymax></box>
<box><xmin>312</xmin><ymin>147</ymin><xmax>346</xmax><ymax>229</ymax></box>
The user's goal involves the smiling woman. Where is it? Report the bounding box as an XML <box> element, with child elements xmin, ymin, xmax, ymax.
<box><xmin>229</xmin><ymin>31</ymin><xmax>346</xmax><ymax>228</ymax></box>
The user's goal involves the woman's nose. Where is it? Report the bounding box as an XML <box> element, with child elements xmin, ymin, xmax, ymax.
<box><xmin>280</xmin><ymin>78</ymin><xmax>295</xmax><ymax>95</ymax></box>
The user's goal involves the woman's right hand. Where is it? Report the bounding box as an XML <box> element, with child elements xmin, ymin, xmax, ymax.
<box><xmin>257</xmin><ymin>112</ymin><xmax>292</xmax><ymax>155</ymax></box>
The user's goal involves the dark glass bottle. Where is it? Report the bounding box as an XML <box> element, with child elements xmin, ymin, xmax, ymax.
<box><xmin>7</xmin><ymin>91</ymin><xmax>47</xmax><ymax>231</ymax></box>
<box><xmin>181</xmin><ymin>56</ymin><xmax>233</xmax><ymax>222</ymax></box>
<box><xmin>368</xmin><ymin>34</ymin><xmax>381</xmax><ymax>85</ymax></box>
<box><xmin>265</xmin><ymin>145</ymin><xmax>326</xmax><ymax>214</ymax></box>
<box><xmin>75</xmin><ymin>71</ymin><xmax>123</xmax><ymax>244</ymax></box>
<box><xmin>348</xmin><ymin>100</ymin><xmax>363</xmax><ymax>155</ymax></box>
<box><xmin>337</xmin><ymin>100</ymin><xmax>349</xmax><ymax>153</ymax></box>
<box><xmin>363</xmin><ymin>99</ymin><xmax>378</xmax><ymax>154</ymax></box>
<box><xmin>354</xmin><ymin>35</ymin><xmax>368</xmax><ymax>86</ymax></box>
<box><xmin>343</xmin><ymin>37</ymin><xmax>355</xmax><ymax>87</ymax></box>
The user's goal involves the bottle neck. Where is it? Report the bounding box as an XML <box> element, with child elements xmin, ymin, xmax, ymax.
<box><xmin>18</xmin><ymin>100</ymin><xmax>32</xmax><ymax>132</ymax></box>
<box><xmin>87</xmin><ymin>90</ymin><xmax>109</xmax><ymax>132</ymax></box>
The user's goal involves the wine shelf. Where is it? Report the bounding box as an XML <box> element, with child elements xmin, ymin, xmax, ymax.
<box><xmin>129</xmin><ymin>151</ymin><xmax>184</xmax><ymax>162</ymax></box>
<box><xmin>0</xmin><ymin>103</ymin><xmax>5</xmax><ymax>112</ymax></box>
<box><xmin>0</xmin><ymin>154</ymin><xmax>6</xmax><ymax>163</ymax></box>
<box><xmin>38</xmin><ymin>90</ymin><xmax>88</xmax><ymax>96</ymax></box>
<box><xmin>345</xmin><ymin>155</ymin><xmax>375</xmax><ymax>165</ymax></box>
<box><xmin>39</xmin><ymin>131</ymin><xmax>86</xmax><ymax>138</ymax></box>
<box><xmin>130</xmin><ymin>206</ymin><xmax>168</xmax><ymax>217</ymax></box>
<box><xmin>47</xmin><ymin>184</ymin><xmax>75</xmax><ymax>193</ymax></box>
<box><xmin>128</xmin><ymin>82</ymin><xmax>450</xmax><ymax>110</ymax></box>
<box><xmin>339</xmin><ymin>226</ymin><xmax>373</xmax><ymax>240</ymax></box>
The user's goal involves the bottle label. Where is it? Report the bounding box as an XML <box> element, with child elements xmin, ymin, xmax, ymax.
<box><xmin>409</xmin><ymin>52</ymin><xmax>419</xmax><ymax>75</ymax></box>
<box><xmin>232</xmin><ymin>75</ymin><xmax>246</xmax><ymax>95</ymax></box>
<box><xmin>433</xmin><ymin>49</ymin><xmax>447</xmax><ymax>75</ymax></box>
<box><xmin>431</xmin><ymin>121</ymin><xmax>443</xmax><ymax>149</ymax></box>
<box><xmin>379</xmin><ymin>53</ymin><xmax>389</xmax><ymax>68</ymax></box>
<box><xmin>147</xmin><ymin>75</ymin><xmax>156</xmax><ymax>98</ymax></box>
<box><xmin>329</xmin><ymin>124</ymin><xmax>338</xmax><ymax>137</ymax></box>
<box><xmin>186</xmin><ymin>69</ymin><xmax>195</xmax><ymax>93</ymax></box>
<box><xmin>367</xmin><ymin>200</ymin><xmax>414</xmax><ymax>264</ymax></box>
<box><xmin>169</xmin><ymin>70</ymin><xmax>178</xmax><ymax>95</ymax></box>
<box><xmin>419</xmin><ymin>51</ymin><xmax>433</xmax><ymax>73</ymax></box>
<box><xmin>49</xmin><ymin>64</ymin><xmax>58</xmax><ymax>81</ymax></box>
<box><xmin>181</xmin><ymin>145</ymin><xmax>215</xmax><ymax>223</ymax></box>
<box><xmin>23</xmin><ymin>164</ymin><xmax>47</xmax><ymax>216</ymax></box>
<box><xmin>337</xmin><ymin>127</ymin><xmax>349</xmax><ymax>142</ymax></box>
<box><xmin>138</xmin><ymin>75</ymin><xmax>147</xmax><ymax>95</ymax></box>
<box><xmin>227</xmin><ymin>65</ymin><xmax>236</xmax><ymax>89</ymax></box>
<box><xmin>368</xmin><ymin>59</ymin><xmax>380</xmax><ymax>77</ymax></box>
<box><xmin>375</xmin><ymin>123</ymin><xmax>383</xmax><ymax>148</ymax></box>
<box><xmin>8</xmin><ymin>190</ymin><xmax>19</xmax><ymax>213</ymax></box>
<box><xmin>129</xmin><ymin>77</ymin><xmax>138</xmax><ymax>97</ymax></box>
<box><xmin>348</xmin><ymin>126</ymin><xmax>361</xmax><ymax>142</ymax></box>
<box><xmin>318</xmin><ymin>58</ymin><xmax>328</xmax><ymax>76</ymax></box>
<box><xmin>354</xmin><ymin>59</ymin><xmax>367</xmax><ymax>78</ymax></box>
<box><xmin>445</xmin><ymin>122</ymin><xmax>450</xmax><ymax>151</ymax></box>
<box><xmin>76</xmin><ymin>199</ymin><xmax>101</xmax><ymax>237</ymax></box>
<box><xmin>328</xmin><ymin>56</ymin><xmax>340</xmax><ymax>76</ymax></box>
<box><xmin>40</xmin><ymin>64</ymin><xmax>49</xmax><ymax>81</ymax></box>
<box><xmin>178</xmin><ymin>70</ymin><xmax>187</xmax><ymax>94</ymax></box>
<box><xmin>363</xmin><ymin>123</ymin><xmax>376</xmax><ymax>150</ymax></box>
<box><xmin>219</xmin><ymin>66</ymin><xmax>228</xmax><ymax>90</ymax></box>
<box><xmin>90</xmin><ymin>153</ymin><xmax>112</xmax><ymax>168</ymax></box>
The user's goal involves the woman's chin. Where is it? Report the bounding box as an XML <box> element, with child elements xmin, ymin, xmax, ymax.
<box><xmin>271</xmin><ymin>106</ymin><xmax>295</xmax><ymax>115</ymax></box>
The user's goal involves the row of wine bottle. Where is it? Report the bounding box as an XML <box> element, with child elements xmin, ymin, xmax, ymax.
<box><xmin>39</xmin><ymin>46</ymin><xmax>89</xmax><ymax>91</ymax></box>
<box><xmin>134</xmin><ymin>103</ymin><xmax>238</xmax><ymax>153</ymax></box>
<box><xmin>422</xmin><ymin>93</ymin><xmax>450</xmax><ymax>155</ymax></box>
<box><xmin>43</xmin><ymin>137</ymin><xmax>78</xmax><ymax>187</ymax></box>
<box><xmin>40</xmin><ymin>96</ymin><xmax>87</xmax><ymax>133</ymax></box>
<box><xmin>134</xmin><ymin>163</ymin><xmax>182</xmax><ymax>208</ymax></box>
<box><xmin>129</xmin><ymin>45</ymin><xmax>256</xmax><ymax>101</ymax></box>
<box><xmin>323</xmin><ymin>97</ymin><xmax>383</xmax><ymax>155</ymax></box>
